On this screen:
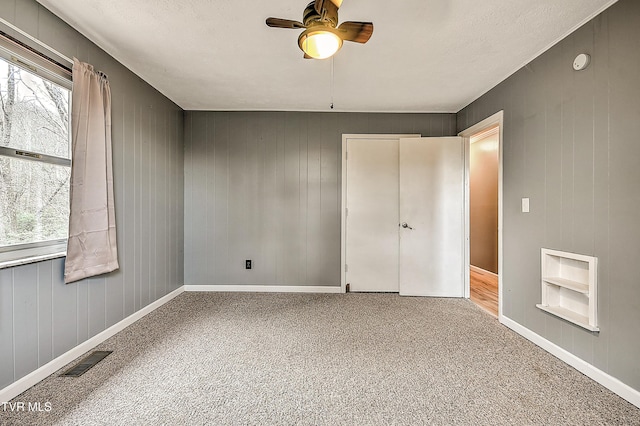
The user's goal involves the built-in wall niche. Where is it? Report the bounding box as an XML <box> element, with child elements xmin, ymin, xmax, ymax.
<box><xmin>537</xmin><ymin>249</ymin><xmax>598</xmax><ymax>332</ymax></box>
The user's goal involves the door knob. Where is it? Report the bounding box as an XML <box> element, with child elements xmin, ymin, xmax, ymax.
<box><xmin>400</xmin><ymin>222</ymin><xmax>413</xmax><ymax>230</ymax></box>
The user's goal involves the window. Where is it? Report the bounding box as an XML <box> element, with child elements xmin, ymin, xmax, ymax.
<box><xmin>0</xmin><ymin>33</ymin><xmax>72</xmax><ymax>267</ymax></box>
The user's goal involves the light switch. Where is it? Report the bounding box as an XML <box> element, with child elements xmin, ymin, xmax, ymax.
<box><xmin>522</xmin><ymin>198</ymin><xmax>530</xmax><ymax>213</ymax></box>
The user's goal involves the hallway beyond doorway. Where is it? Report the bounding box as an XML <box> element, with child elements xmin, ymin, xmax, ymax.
<box><xmin>470</xmin><ymin>268</ymin><xmax>498</xmax><ymax>316</ymax></box>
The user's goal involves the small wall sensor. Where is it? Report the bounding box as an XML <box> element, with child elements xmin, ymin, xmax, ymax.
<box><xmin>573</xmin><ymin>54</ymin><xmax>591</xmax><ymax>71</ymax></box>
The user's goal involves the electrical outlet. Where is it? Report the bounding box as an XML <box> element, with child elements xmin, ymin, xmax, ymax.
<box><xmin>245</xmin><ymin>260</ymin><xmax>252</xmax><ymax>269</ymax></box>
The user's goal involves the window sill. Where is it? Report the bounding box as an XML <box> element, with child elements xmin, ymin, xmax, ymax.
<box><xmin>0</xmin><ymin>241</ymin><xmax>67</xmax><ymax>270</ymax></box>
<box><xmin>0</xmin><ymin>251</ymin><xmax>66</xmax><ymax>269</ymax></box>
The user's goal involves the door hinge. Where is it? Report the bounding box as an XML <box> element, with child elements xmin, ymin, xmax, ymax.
<box><xmin>345</xmin><ymin>207</ymin><xmax>348</xmax><ymax>216</ymax></box>
<box><xmin>345</xmin><ymin>151</ymin><xmax>348</xmax><ymax>160</ymax></box>
<box><xmin>345</xmin><ymin>264</ymin><xmax>348</xmax><ymax>272</ymax></box>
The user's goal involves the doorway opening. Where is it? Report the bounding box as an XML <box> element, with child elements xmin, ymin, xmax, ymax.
<box><xmin>469</xmin><ymin>126</ymin><xmax>499</xmax><ymax>315</ymax></box>
<box><xmin>460</xmin><ymin>111</ymin><xmax>503</xmax><ymax>318</ymax></box>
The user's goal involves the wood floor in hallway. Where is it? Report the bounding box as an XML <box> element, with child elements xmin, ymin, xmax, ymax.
<box><xmin>470</xmin><ymin>268</ymin><xmax>498</xmax><ymax>316</ymax></box>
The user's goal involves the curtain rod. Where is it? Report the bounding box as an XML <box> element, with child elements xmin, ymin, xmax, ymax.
<box><xmin>0</xmin><ymin>16</ymin><xmax>73</xmax><ymax>66</ymax></box>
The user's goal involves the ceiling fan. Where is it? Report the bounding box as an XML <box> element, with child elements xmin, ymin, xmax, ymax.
<box><xmin>266</xmin><ymin>0</ymin><xmax>374</xmax><ymax>59</ymax></box>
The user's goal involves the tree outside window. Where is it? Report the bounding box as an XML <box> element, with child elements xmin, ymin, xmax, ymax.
<box><xmin>0</xmin><ymin>57</ymin><xmax>71</xmax><ymax>248</ymax></box>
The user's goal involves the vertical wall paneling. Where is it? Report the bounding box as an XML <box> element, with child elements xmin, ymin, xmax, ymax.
<box><xmin>159</xmin><ymin>111</ymin><xmax>166</xmax><ymax>297</ymax></box>
<box><xmin>12</xmin><ymin>266</ymin><xmax>38</xmax><ymax>381</ymax></box>
<box><xmin>543</xmin><ymin>43</ymin><xmax>564</xmax><ymax>258</ymax></box>
<box><xmin>320</xmin><ymin>113</ymin><xmax>340</xmax><ymax>284</ymax></box>
<box><xmin>51</xmin><ymin>259</ymin><xmax>76</xmax><ymax>358</ymax></box>
<box><xmin>190</xmin><ymin>113</ymin><xmax>209</xmax><ymax>284</ymax></box>
<box><xmin>572</xmin><ymin>24</ymin><xmax>596</xmax><ymax>257</ymax></box>
<box><xmin>591</xmin><ymin>10</ymin><xmax>611</xmax><ymax>371</ymax></box>
<box><xmin>0</xmin><ymin>268</ymin><xmax>14</xmax><ymax>388</ymax></box>
<box><xmin>183</xmin><ymin>113</ymin><xmax>193</xmax><ymax>284</ymax></box>
<box><xmin>306</xmin><ymin>115</ymin><xmax>323</xmax><ymax>285</ymax></box>
<box><xmin>560</xmin><ymin>33</ymin><xmax>576</xmax><ymax>253</ymax></box>
<box><xmin>133</xmin><ymin>104</ymin><xmax>142</xmax><ymax>312</ymax></box>
<box><xmin>76</xmin><ymin>280</ymin><xmax>89</xmax><ymax>343</ymax></box>
<box><xmin>456</xmin><ymin>0</ymin><xmax>640</xmax><ymax>392</ymax></box>
<box><xmin>264</xmin><ymin>113</ymin><xmax>280</xmax><ymax>283</ymax></box>
<box><xmin>122</xmin><ymin>96</ymin><xmax>136</xmax><ymax>318</ymax></box>
<box><xmin>0</xmin><ymin>0</ymin><xmax>184</xmax><ymax>390</ymax></box>
<box><xmin>542</xmin><ymin>39</ymin><xmax>566</xmax><ymax>349</ymax></box>
<box><xmin>523</xmin><ymin>46</ymin><xmax>548</xmax><ymax>337</ymax></box>
<box><xmin>139</xmin><ymin>106</ymin><xmax>150</xmax><ymax>309</ymax></box>
<box><xmin>108</xmin><ymin>94</ymin><xmax>125</xmax><ymax>329</ymax></box>
<box><xmin>184</xmin><ymin>112</ymin><xmax>457</xmax><ymax>287</ymax></box>
<box><xmin>298</xmin><ymin>115</ymin><xmax>309</xmax><ymax>287</ymax></box>
<box><xmin>284</xmin><ymin>113</ymin><xmax>300</xmax><ymax>285</ymax></box>
<box><xmin>87</xmin><ymin>278</ymin><xmax>106</xmax><ymax>339</ymax></box>
<box><xmin>150</xmin><ymin>110</ymin><xmax>158</xmax><ymax>303</ymax></box>
<box><xmin>228</xmin><ymin>113</ymin><xmax>247</xmax><ymax>284</ymax></box>
<box><xmin>36</xmin><ymin>262</ymin><xmax>52</xmax><ymax>366</ymax></box>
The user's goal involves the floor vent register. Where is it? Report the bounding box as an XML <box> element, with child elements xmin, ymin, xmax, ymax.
<box><xmin>61</xmin><ymin>351</ymin><xmax>113</xmax><ymax>377</ymax></box>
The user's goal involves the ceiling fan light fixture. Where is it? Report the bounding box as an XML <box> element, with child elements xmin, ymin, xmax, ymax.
<box><xmin>298</xmin><ymin>28</ymin><xmax>343</xmax><ymax>59</ymax></box>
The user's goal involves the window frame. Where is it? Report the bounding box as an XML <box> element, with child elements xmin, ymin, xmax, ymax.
<box><xmin>0</xmin><ymin>32</ymin><xmax>73</xmax><ymax>269</ymax></box>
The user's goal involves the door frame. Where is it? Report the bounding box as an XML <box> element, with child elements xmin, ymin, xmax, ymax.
<box><xmin>341</xmin><ymin>134</ymin><xmax>420</xmax><ymax>293</ymax></box>
<box><xmin>458</xmin><ymin>111</ymin><xmax>504</xmax><ymax>319</ymax></box>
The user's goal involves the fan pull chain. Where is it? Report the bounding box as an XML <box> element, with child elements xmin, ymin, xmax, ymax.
<box><xmin>330</xmin><ymin>56</ymin><xmax>335</xmax><ymax>109</ymax></box>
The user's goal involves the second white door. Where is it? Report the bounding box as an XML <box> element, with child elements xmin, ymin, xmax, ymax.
<box><xmin>398</xmin><ymin>137</ymin><xmax>464</xmax><ymax>297</ymax></box>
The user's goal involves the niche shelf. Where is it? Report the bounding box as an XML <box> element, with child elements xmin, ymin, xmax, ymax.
<box><xmin>536</xmin><ymin>249</ymin><xmax>598</xmax><ymax>332</ymax></box>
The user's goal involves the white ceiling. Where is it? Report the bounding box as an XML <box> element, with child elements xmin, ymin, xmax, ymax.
<box><xmin>36</xmin><ymin>0</ymin><xmax>616</xmax><ymax>112</ymax></box>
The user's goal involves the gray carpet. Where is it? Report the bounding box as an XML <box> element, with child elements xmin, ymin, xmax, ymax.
<box><xmin>1</xmin><ymin>292</ymin><xmax>638</xmax><ymax>425</ymax></box>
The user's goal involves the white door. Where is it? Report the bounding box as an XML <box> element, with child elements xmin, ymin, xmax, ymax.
<box><xmin>344</xmin><ymin>137</ymin><xmax>400</xmax><ymax>292</ymax></box>
<box><xmin>399</xmin><ymin>137</ymin><xmax>464</xmax><ymax>297</ymax></box>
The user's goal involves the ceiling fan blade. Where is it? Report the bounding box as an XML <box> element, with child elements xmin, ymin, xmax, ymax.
<box><xmin>338</xmin><ymin>21</ymin><xmax>373</xmax><ymax>43</ymax></box>
<box><xmin>266</xmin><ymin>17</ymin><xmax>306</xmax><ymax>29</ymax></box>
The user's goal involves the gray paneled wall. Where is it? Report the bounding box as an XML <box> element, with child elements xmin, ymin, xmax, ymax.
<box><xmin>0</xmin><ymin>0</ymin><xmax>184</xmax><ymax>390</ymax></box>
<box><xmin>184</xmin><ymin>112</ymin><xmax>456</xmax><ymax>286</ymax></box>
<box><xmin>457</xmin><ymin>0</ymin><xmax>640</xmax><ymax>391</ymax></box>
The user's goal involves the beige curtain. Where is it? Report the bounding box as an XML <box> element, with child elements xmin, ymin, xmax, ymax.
<box><xmin>64</xmin><ymin>58</ymin><xmax>118</xmax><ymax>284</ymax></box>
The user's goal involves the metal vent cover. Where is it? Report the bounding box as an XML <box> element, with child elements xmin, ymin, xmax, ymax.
<box><xmin>61</xmin><ymin>351</ymin><xmax>112</xmax><ymax>377</ymax></box>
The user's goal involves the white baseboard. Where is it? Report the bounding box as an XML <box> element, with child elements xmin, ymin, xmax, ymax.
<box><xmin>0</xmin><ymin>286</ymin><xmax>184</xmax><ymax>403</ymax></box>
<box><xmin>184</xmin><ymin>285</ymin><xmax>343</xmax><ymax>294</ymax></box>
<box><xmin>470</xmin><ymin>265</ymin><xmax>498</xmax><ymax>278</ymax></box>
<box><xmin>501</xmin><ymin>315</ymin><xmax>640</xmax><ymax>408</ymax></box>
